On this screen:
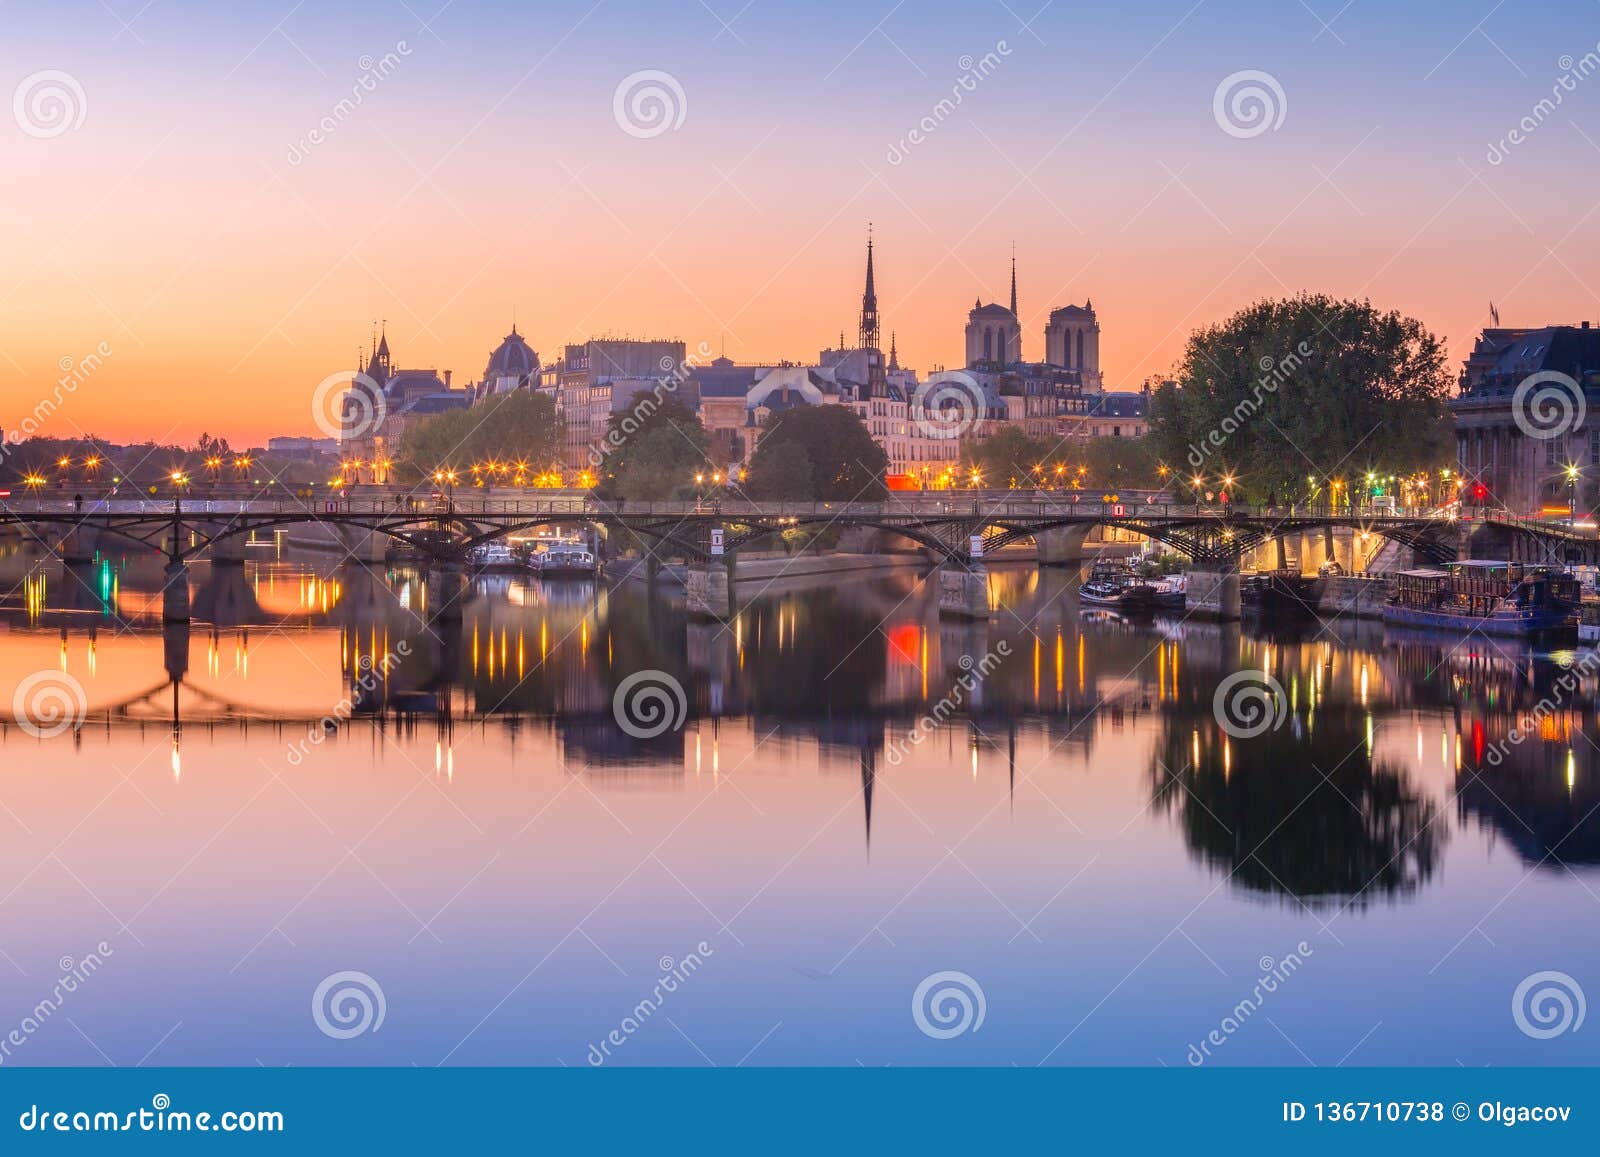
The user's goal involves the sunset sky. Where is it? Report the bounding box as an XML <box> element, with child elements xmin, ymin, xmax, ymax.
<box><xmin>5</xmin><ymin>0</ymin><xmax>1600</xmax><ymax>444</ymax></box>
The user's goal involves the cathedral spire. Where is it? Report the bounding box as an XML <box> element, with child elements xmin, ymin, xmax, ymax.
<box><xmin>889</xmin><ymin>331</ymin><xmax>899</xmax><ymax>371</ymax></box>
<box><xmin>1009</xmin><ymin>244</ymin><xmax>1017</xmax><ymax>318</ymax></box>
<box><xmin>858</xmin><ymin>223</ymin><xmax>879</xmax><ymax>352</ymax></box>
<box><xmin>1010</xmin><ymin>245</ymin><xmax>1020</xmax><ymax>362</ymax></box>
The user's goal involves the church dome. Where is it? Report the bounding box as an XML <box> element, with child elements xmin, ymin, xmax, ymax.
<box><xmin>483</xmin><ymin>326</ymin><xmax>539</xmax><ymax>388</ymax></box>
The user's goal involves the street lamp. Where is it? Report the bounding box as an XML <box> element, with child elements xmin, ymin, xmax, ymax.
<box><xmin>1566</xmin><ymin>464</ymin><xmax>1580</xmax><ymax>525</ymax></box>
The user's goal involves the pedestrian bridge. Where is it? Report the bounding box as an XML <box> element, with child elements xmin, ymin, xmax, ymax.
<box><xmin>3</xmin><ymin>492</ymin><xmax>1589</xmax><ymax>571</ymax></box>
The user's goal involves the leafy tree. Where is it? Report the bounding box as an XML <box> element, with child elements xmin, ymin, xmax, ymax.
<box><xmin>1078</xmin><ymin>435</ymin><xmax>1162</xmax><ymax>493</ymax></box>
<box><xmin>595</xmin><ymin>395</ymin><xmax>711</xmax><ymax>501</ymax></box>
<box><xmin>959</xmin><ymin>427</ymin><xmax>1053</xmax><ymax>488</ymax></box>
<box><xmin>746</xmin><ymin>441</ymin><xmax>815</xmax><ymax>500</ymax></box>
<box><xmin>194</xmin><ymin>432</ymin><xmax>232</xmax><ymax>459</ymax></box>
<box><xmin>1146</xmin><ymin>295</ymin><xmax>1453</xmax><ymax>502</ymax></box>
<box><xmin>399</xmin><ymin>390</ymin><xmax>563</xmax><ymax>480</ymax></box>
<box><xmin>746</xmin><ymin>404</ymin><xmax>887</xmax><ymax>501</ymax></box>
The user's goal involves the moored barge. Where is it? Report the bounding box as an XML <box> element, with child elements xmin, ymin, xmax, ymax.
<box><xmin>1384</xmin><ymin>561</ymin><xmax>1579</xmax><ymax>636</ymax></box>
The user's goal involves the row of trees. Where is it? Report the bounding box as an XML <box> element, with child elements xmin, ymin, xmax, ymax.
<box><xmin>958</xmin><ymin>425</ymin><xmax>1163</xmax><ymax>492</ymax></box>
<box><xmin>593</xmin><ymin>396</ymin><xmax>890</xmax><ymax>502</ymax></box>
<box><xmin>397</xmin><ymin>390</ymin><xmax>564</xmax><ymax>480</ymax></box>
<box><xmin>0</xmin><ymin>434</ymin><xmax>288</xmax><ymax>489</ymax></box>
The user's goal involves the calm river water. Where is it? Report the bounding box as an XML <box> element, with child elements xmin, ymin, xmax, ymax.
<box><xmin>1</xmin><ymin>542</ymin><xmax>1597</xmax><ymax>1067</ymax></box>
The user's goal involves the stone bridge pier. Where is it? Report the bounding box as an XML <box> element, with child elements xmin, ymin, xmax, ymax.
<box><xmin>1184</xmin><ymin>563</ymin><xmax>1241</xmax><ymax>621</ymax></box>
<box><xmin>338</xmin><ymin>525</ymin><xmax>390</xmax><ymax>565</ymax></box>
<box><xmin>686</xmin><ymin>559</ymin><xmax>735</xmax><ymax>620</ymax></box>
<box><xmin>1035</xmin><ymin>525</ymin><xmax>1092</xmax><ymax>567</ymax></box>
<box><xmin>209</xmin><ymin>533</ymin><xmax>248</xmax><ymax>563</ymax></box>
<box><xmin>162</xmin><ymin>560</ymin><xmax>191</xmax><ymax>623</ymax></box>
<box><xmin>58</xmin><ymin>526</ymin><xmax>99</xmax><ymax>563</ymax></box>
<box><xmin>425</xmin><ymin>563</ymin><xmax>468</xmax><ymax>622</ymax></box>
<box><xmin>938</xmin><ymin>563</ymin><xmax>990</xmax><ymax>620</ymax></box>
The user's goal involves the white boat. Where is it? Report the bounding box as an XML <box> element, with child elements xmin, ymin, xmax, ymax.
<box><xmin>1146</xmin><ymin>573</ymin><xmax>1186</xmax><ymax>610</ymax></box>
<box><xmin>469</xmin><ymin>542</ymin><xmax>524</xmax><ymax>573</ymax></box>
<box><xmin>537</xmin><ymin>546</ymin><xmax>597</xmax><ymax>578</ymax></box>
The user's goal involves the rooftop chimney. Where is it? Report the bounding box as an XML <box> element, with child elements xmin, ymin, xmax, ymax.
<box><xmin>444</xmin><ymin>370</ymin><xmax>453</xmax><ymax>387</ymax></box>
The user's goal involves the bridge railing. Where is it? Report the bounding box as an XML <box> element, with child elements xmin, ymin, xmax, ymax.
<box><xmin>0</xmin><ymin>495</ymin><xmax>1590</xmax><ymax>543</ymax></box>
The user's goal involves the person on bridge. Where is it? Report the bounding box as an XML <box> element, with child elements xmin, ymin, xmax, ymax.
<box><xmin>73</xmin><ymin>493</ymin><xmax>83</xmax><ymax>513</ymax></box>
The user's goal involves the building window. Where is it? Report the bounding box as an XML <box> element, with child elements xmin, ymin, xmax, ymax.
<box><xmin>1590</xmin><ymin>427</ymin><xmax>1599</xmax><ymax>467</ymax></box>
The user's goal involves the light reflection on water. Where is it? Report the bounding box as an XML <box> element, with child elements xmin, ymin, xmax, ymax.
<box><xmin>0</xmin><ymin>544</ymin><xmax>1597</xmax><ymax>1067</ymax></box>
